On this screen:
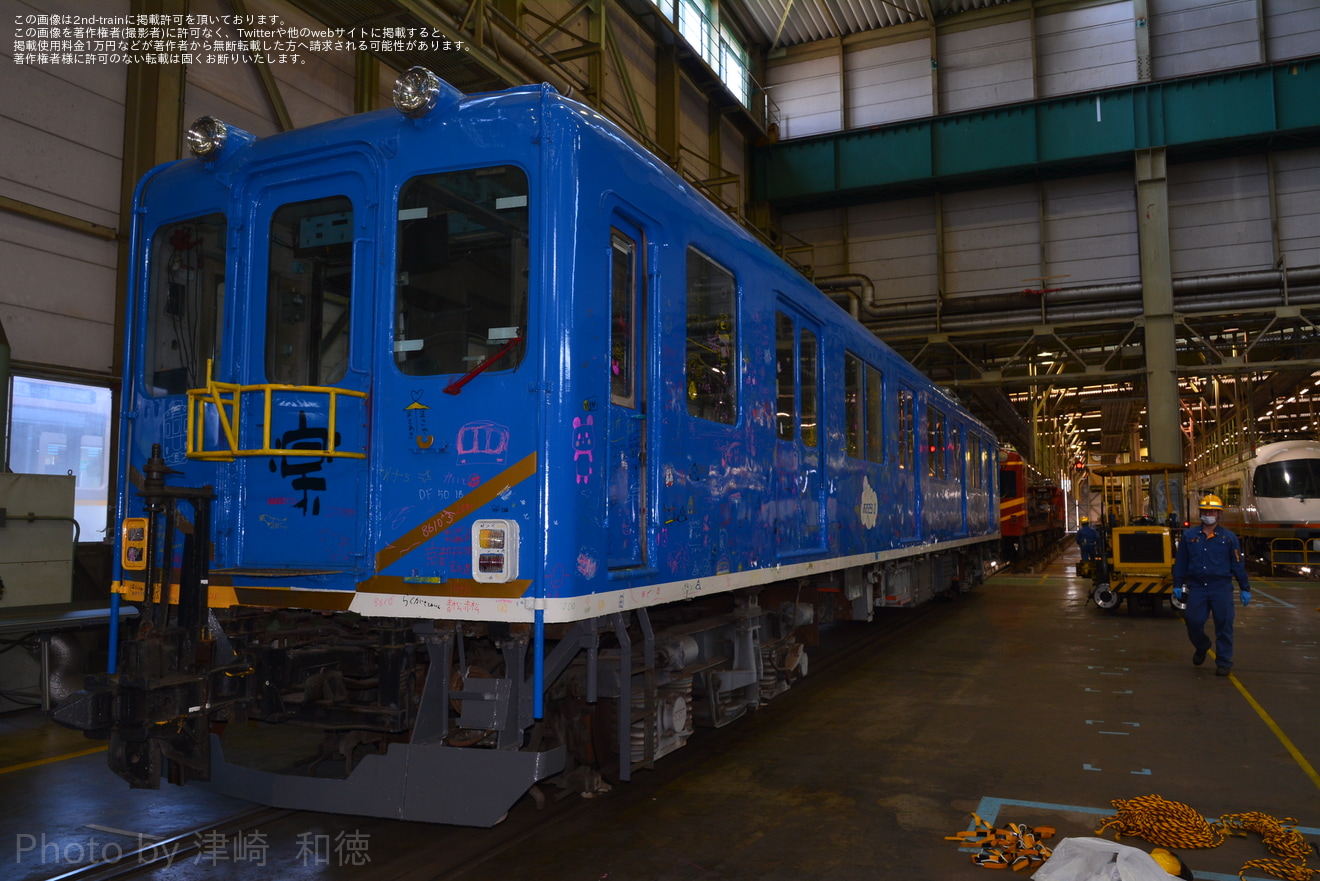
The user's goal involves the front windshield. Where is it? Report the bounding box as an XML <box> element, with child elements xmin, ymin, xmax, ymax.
<box><xmin>1253</xmin><ymin>459</ymin><xmax>1320</xmax><ymax>498</ymax></box>
<box><xmin>145</xmin><ymin>213</ymin><xmax>227</xmax><ymax>396</ymax></box>
<box><xmin>394</xmin><ymin>166</ymin><xmax>529</xmax><ymax>377</ymax></box>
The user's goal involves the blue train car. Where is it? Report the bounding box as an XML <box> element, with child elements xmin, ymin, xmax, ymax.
<box><xmin>56</xmin><ymin>69</ymin><xmax>999</xmax><ymax>825</ymax></box>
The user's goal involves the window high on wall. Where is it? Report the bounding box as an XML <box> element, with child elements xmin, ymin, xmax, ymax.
<box><xmin>653</xmin><ymin>0</ymin><xmax>750</xmax><ymax>106</ymax></box>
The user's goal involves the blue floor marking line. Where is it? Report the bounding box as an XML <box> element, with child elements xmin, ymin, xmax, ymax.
<box><xmin>1249</xmin><ymin>587</ymin><xmax>1294</xmax><ymax>608</ymax></box>
<box><xmin>966</xmin><ymin>797</ymin><xmax>1315</xmax><ymax>880</ymax></box>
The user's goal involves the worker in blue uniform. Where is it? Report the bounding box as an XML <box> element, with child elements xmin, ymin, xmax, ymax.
<box><xmin>1172</xmin><ymin>494</ymin><xmax>1251</xmax><ymax>676</ymax></box>
<box><xmin>1076</xmin><ymin>517</ymin><xmax>1099</xmax><ymax>561</ymax></box>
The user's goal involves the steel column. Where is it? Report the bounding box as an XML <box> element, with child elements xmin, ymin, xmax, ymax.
<box><xmin>1136</xmin><ymin>147</ymin><xmax>1181</xmax><ymax>470</ymax></box>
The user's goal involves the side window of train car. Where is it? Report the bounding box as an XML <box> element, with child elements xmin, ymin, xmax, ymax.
<box><xmin>843</xmin><ymin>353</ymin><xmax>884</xmax><ymax>463</ymax></box>
<box><xmin>1224</xmin><ymin>481</ymin><xmax>1242</xmax><ymax>506</ymax></box>
<box><xmin>967</xmin><ymin>434</ymin><xmax>982</xmax><ymax>489</ymax></box>
<box><xmin>950</xmin><ymin>423</ymin><xmax>963</xmax><ymax>483</ymax></box>
<box><xmin>927</xmin><ymin>407</ymin><xmax>947</xmax><ymax>480</ymax></box>
<box><xmin>897</xmin><ymin>390</ymin><xmax>914</xmax><ymax>470</ymax></box>
<box><xmin>775</xmin><ymin>313</ymin><xmax>820</xmax><ymax>446</ymax></box>
<box><xmin>393</xmin><ymin>166</ymin><xmax>530</xmax><ymax>377</ymax></box>
<box><xmin>685</xmin><ymin>248</ymin><xmax>737</xmax><ymax>424</ymax></box>
<box><xmin>145</xmin><ymin>213</ymin><xmax>227</xmax><ymax>396</ymax></box>
<box><xmin>611</xmin><ymin>230</ymin><xmax>639</xmax><ymax>407</ymax></box>
<box><xmin>267</xmin><ymin>197</ymin><xmax>353</xmax><ymax>385</ymax></box>
<box><xmin>776</xmin><ymin>314</ymin><xmax>795</xmax><ymax>441</ymax></box>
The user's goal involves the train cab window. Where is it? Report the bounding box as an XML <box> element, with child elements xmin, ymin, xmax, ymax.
<box><xmin>1253</xmin><ymin>459</ymin><xmax>1320</xmax><ymax>498</ymax></box>
<box><xmin>145</xmin><ymin>213</ymin><xmax>227</xmax><ymax>396</ymax></box>
<box><xmin>843</xmin><ymin>352</ymin><xmax>884</xmax><ymax>463</ymax></box>
<box><xmin>927</xmin><ymin>407</ymin><xmax>946</xmax><ymax>480</ymax></box>
<box><xmin>685</xmin><ymin>248</ymin><xmax>737</xmax><ymax>424</ymax></box>
<box><xmin>1000</xmin><ymin>468</ymin><xmax>1018</xmax><ymax>500</ymax></box>
<box><xmin>1224</xmin><ymin>481</ymin><xmax>1242</xmax><ymax>506</ymax></box>
<box><xmin>267</xmin><ymin>196</ymin><xmax>352</xmax><ymax>386</ymax></box>
<box><xmin>393</xmin><ymin>166</ymin><xmax>529</xmax><ymax>377</ymax></box>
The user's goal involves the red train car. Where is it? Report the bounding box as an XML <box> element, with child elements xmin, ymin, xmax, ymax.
<box><xmin>999</xmin><ymin>450</ymin><xmax>1065</xmax><ymax>560</ymax></box>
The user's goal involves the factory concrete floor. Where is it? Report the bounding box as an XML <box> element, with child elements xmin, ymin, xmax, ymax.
<box><xmin>1</xmin><ymin>545</ymin><xmax>1317</xmax><ymax>880</ymax></box>
<box><xmin>441</xmin><ymin>545</ymin><xmax>1319</xmax><ymax>881</ymax></box>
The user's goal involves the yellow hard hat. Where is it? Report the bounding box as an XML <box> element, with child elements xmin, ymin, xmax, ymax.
<box><xmin>1199</xmin><ymin>494</ymin><xmax>1224</xmax><ymax>510</ymax></box>
<box><xmin>1150</xmin><ymin>847</ymin><xmax>1192</xmax><ymax>879</ymax></box>
<box><xmin>1080</xmin><ymin>517</ymin><xmax>1089</xmax><ymax>524</ymax></box>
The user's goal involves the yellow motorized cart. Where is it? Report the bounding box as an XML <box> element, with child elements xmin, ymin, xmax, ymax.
<box><xmin>1089</xmin><ymin>461</ymin><xmax>1188</xmax><ymax>614</ymax></box>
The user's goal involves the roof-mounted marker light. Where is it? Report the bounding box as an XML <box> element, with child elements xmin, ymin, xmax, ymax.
<box><xmin>187</xmin><ymin>116</ymin><xmax>229</xmax><ymax>161</ymax></box>
<box><xmin>393</xmin><ymin>66</ymin><xmax>443</xmax><ymax>118</ymax></box>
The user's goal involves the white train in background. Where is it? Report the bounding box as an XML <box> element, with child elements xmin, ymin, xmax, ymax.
<box><xmin>1190</xmin><ymin>439</ymin><xmax>1320</xmax><ymax>571</ymax></box>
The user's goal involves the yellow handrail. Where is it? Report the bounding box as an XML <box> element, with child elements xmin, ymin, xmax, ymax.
<box><xmin>186</xmin><ymin>360</ymin><xmax>367</xmax><ymax>461</ymax></box>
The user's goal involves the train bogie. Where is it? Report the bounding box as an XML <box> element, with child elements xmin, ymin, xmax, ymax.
<box><xmin>56</xmin><ymin>69</ymin><xmax>1001</xmax><ymax>825</ymax></box>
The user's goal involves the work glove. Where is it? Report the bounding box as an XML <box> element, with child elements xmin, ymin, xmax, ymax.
<box><xmin>1241</xmin><ymin>590</ymin><xmax>1251</xmax><ymax>606</ymax></box>
<box><xmin>1172</xmin><ymin>586</ymin><xmax>1184</xmax><ymax>602</ymax></box>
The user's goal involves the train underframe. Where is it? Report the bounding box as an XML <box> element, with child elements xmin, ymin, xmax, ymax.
<box><xmin>54</xmin><ymin>483</ymin><xmax>996</xmax><ymax>825</ymax></box>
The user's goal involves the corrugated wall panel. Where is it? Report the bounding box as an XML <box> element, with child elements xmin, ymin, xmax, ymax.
<box><xmin>1037</xmin><ymin>1</ymin><xmax>1137</xmax><ymax>98</ymax></box>
<box><xmin>679</xmin><ymin>75</ymin><xmax>710</xmax><ymax>169</ymax></box>
<box><xmin>1169</xmin><ymin>156</ymin><xmax>1274</xmax><ymax>275</ymax></box>
<box><xmin>186</xmin><ymin>0</ymin><xmax>356</xmax><ymax>134</ymax></box>
<box><xmin>845</xmin><ymin>38</ymin><xmax>934</xmax><ymax>127</ymax></box>
<box><xmin>0</xmin><ymin>215</ymin><xmax>119</xmax><ymax>373</ymax></box>
<box><xmin>1151</xmin><ymin>0</ymin><xmax>1260</xmax><ymax>80</ymax></box>
<box><xmin>783</xmin><ymin>207</ymin><xmax>848</xmax><ymax>277</ymax></box>
<box><xmin>720</xmin><ymin>116</ymin><xmax>746</xmax><ymax>193</ymax></box>
<box><xmin>943</xmin><ymin>185</ymin><xmax>1041</xmax><ymax>297</ymax></box>
<box><xmin>606</xmin><ymin>9</ymin><xmax>660</xmax><ymax>149</ymax></box>
<box><xmin>1275</xmin><ymin>147</ymin><xmax>1320</xmax><ymax>268</ymax></box>
<box><xmin>766</xmin><ymin>54</ymin><xmax>842</xmax><ymax>138</ymax></box>
<box><xmin>846</xmin><ymin>198</ymin><xmax>939</xmax><ymax>303</ymax></box>
<box><xmin>2</xmin><ymin>0</ymin><xmax>127</xmax><ymax>373</ymax></box>
<box><xmin>1042</xmin><ymin>174</ymin><xmax>1140</xmax><ymax>286</ymax></box>
<box><xmin>938</xmin><ymin>19</ymin><xmax>1035</xmax><ymax>114</ymax></box>
<box><xmin>1266</xmin><ymin>0</ymin><xmax>1320</xmax><ymax>61</ymax></box>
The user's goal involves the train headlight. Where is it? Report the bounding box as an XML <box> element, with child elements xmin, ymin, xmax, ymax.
<box><xmin>393</xmin><ymin>66</ymin><xmax>442</xmax><ymax>118</ymax></box>
<box><xmin>186</xmin><ymin>116</ymin><xmax>229</xmax><ymax>160</ymax></box>
<box><xmin>472</xmin><ymin>519</ymin><xmax>520</xmax><ymax>583</ymax></box>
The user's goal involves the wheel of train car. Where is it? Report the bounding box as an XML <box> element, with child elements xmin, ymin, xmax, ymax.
<box><xmin>1092</xmin><ymin>584</ymin><xmax>1121</xmax><ymax>611</ymax></box>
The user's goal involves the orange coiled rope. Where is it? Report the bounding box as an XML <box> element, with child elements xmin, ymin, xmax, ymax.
<box><xmin>1096</xmin><ymin>794</ymin><xmax>1227</xmax><ymax>849</ymax></box>
<box><xmin>1219</xmin><ymin>812</ymin><xmax>1317</xmax><ymax>881</ymax></box>
<box><xmin>1094</xmin><ymin>797</ymin><xmax>1318</xmax><ymax>881</ymax></box>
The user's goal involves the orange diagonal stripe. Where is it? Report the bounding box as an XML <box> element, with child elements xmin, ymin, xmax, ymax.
<box><xmin>375</xmin><ymin>452</ymin><xmax>537</xmax><ymax>571</ymax></box>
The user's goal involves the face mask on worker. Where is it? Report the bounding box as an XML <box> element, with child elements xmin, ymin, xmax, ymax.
<box><xmin>1200</xmin><ymin>513</ymin><xmax>1219</xmax><ymax>526</ymax></box>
